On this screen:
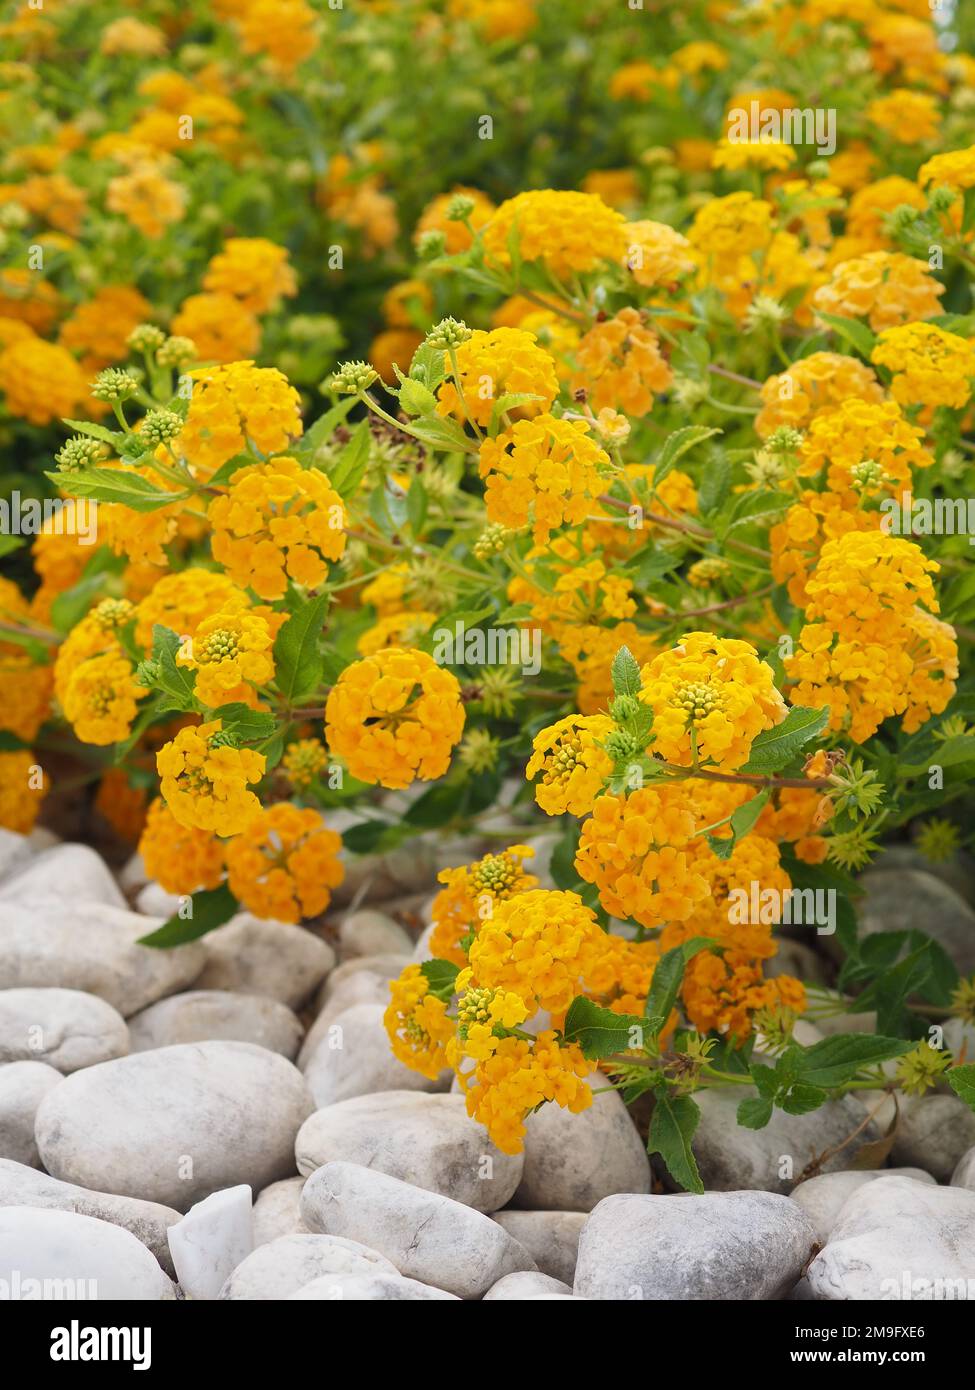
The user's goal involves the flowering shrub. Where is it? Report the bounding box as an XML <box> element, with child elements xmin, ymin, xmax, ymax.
<box><xmin>3</xmin><ymin>0</ymin><xmax>975</xmax><ymax>1188</ymax></box>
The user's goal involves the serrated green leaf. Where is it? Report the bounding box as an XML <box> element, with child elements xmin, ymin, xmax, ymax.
<box><xmin>948</xmin><ymin>1064</ymin><xmax>975</xmax><ymax>1110</ymax></box>
<box><xmin>795</xmin><ymin>1033</ymin><xmax>913</xmax><ymax>1089</ymax></box>
<box><xmin>62</xmin><ymin>419</ymin><xmax>125</xmax><ymax>448</ymax></box>
<box><xmin>211</xmin><ymin>704</ymin><xmax>277</xmax><ymax>742</ymax></box>
<box><xmin>644</xmin><ymin>937</ymin><xmax>716</xmax><ymax>1034</ymax></box>
<box><xmin>653</xmin><ymin>426</ymin><xmax>722</xmax><ymax>487</ymax></box>
<box><xmin>648</xmin><ymin>1093</ymin><xmax>704</xmax><ymax>1193</ymax></box>
<box><xmin>737</xmin><ymin>1096</ymin><xmax>774</xmax><ymax>1130</ymax></box>
<box><xmin>328</xmin><ymin>421</ymin><xmax>371</xmax><ymax>499</ymax></box>
<box><xmin>741</xmin><ymin>706</ymin><xmax>829</xmax><ymax>775</ymax></box>
<box><xmin>816</xmin><ymin>312</ymin><xmax>877</xmax><ymax>360</ymax></box>
<box><xmin>563</xmin><ymin>996</ymin><xmax>648</xmax><ymax>1059</ymax></box>
<box><xmin>274</xmin><ymin>592</ymin><xmax>330</xmax><ymax>704</ymax></box>
<box><xmin>420</xmin><ymin>958</ymin><xmax>460</xmax><ymax>1001</ymax></box>
<box><xmin>51</xmin><ymin>468</ymin><xmax>185</xmax><ymax>513</ymax></box>
<box><xmin>611</xmin><ymin>645</ymin><xmax>641</xmax><ymax>698</ymax></box>
<box><xmin>150</xmin><ymin>625</ymin><xmax>197</xmax><ymax>708</ymax></box>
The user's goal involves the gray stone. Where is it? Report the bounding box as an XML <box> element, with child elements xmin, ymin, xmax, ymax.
<box><xmin>859</xmin><ymin>867</ymin><xmax>975</xmax><ymax>974</ymax></box>
<box><xmin>790</xmin><ymin>1168</ymin><xmax>936</xmax><ymax>1245</ymax></box>
<box><xmin>0</xmin><ymin>1157</ymin><xmax>180</xmax><ymax>1275</ymax></box>
<box><xmin>691</xmin><ymin>1089</ymin><xmax>880</xmax><ymax>1194</ymax></box>
<box><xmin>252</xmin><ymin>1176</ymin><xmax>308</xmax><ymax>1246</ymax></box>
<box><xmin>890</xmin><ymin>1093</ymin><xmax>975</xmax><ymax>1183</ymax></box>
<box><xmin>806</xmin><ymin>1176</ymin><xmax>975</xmax><ymax>1300</ymax></box>
<box><xmin>127</xmin><ymin>991</ymin><xmax>302</xmax><ymax>1059</ymax></box>
<box><xmin>0</xmin><ymin>1062</ymin><xmax>62</xmax><ymax>1166</ymax></box>
<box><xmin>766</xmin><ymin>939</ymin><xmax>831</xmax><ymax>987</ymax></box>
<box><xmin>483</xmin><ymin>1271</ymin><xmax>573</xmax><ymax>1300</ymax></box>
<box><xmin>873</xmin><ymin>845</ymin><xmax>975</xmax><ymax>910</ymax></box>
<box><xmin>312</xmin><ymin>952</ymin><xmax>411</xmax><ymax>1017</ymax></box>
<box><xmin>298</xmin><ymin>974</ymin><xmax>389</xmax><ymax>1069</ymax></box>
<box><xmin>301</xmin><ymin>1002</ymin><xmax>451</xmax><ymax>1108</ymax></box>
<box><xmin>35</xmin><ymin>1041</ymin><xmax>314</xmax><ymax>1211</ymax></box>
<box><xmin>0</xmin><ymin>987</ymin><xmax>129</xmax><ymax>1071</ymax></box>
<box><xmin>220</xmin><ymin>1232</ymin><xmax>396</xmax><ymax>1300</ymax></box>
<box><xmin>295</xmin><ymin>1092</ymin><xmax>522</xmax><ymax>1212</ymax></box>
<box><xmin>951</xmin><ymin>1146</ymin><xmax>975</xmax><ymax>1191</ymax></box>
<box><xmin>490</xmin><ymin>1211</ymin><xmax>586</xmax><ymax>1285</ymax></box>
<box><xmin>196</xmin><ymin>913</ymin><xmax>334</xmax><ymax>1008</ymax></box>
<box><xmin>288</xmin><ymin>1271</ymin><xmax>459</xmax><ymax>1300</ymax></box>
<box><xmin>168</xmin><ymin>1185</ymin><xmax>253</xmax><ymax>1300</ymax></box>
<box><xmin>0</xmin><ymin>1206</ymin><xmax>176</xmax><ymax>1299</ymax></box>
<box><xmin>574</xmin><ymin>1191</ymin><xmax>817</xmax><ymax>1300</ymax></box>
<box><xmin>0</xmin><ymin>830</ymin><xmax>31</xmax><ymax>884</ymax></box>
<box><xmin>300</xmin><ymin>1161</ymin><xmax>536</xmax><ymax>1299</ymax></box>
<box><xmin>513</xmin><ymin>1078</ymin><xmax>651</xmax><ymax>1211</ymax></box>
<box><xmin>338</xmin><ymin>909</ymin><xmax>413</xmax><ymax>958</ymax></box>
<box><xmin>0</xmin><ymin>899</ymin><xmax>204</xmax><ymax>1016</ymax></box>
<box><xmin>0</xmin><ymin>843</ymin><xmax>126</xmax><ymax>909</ymax></box>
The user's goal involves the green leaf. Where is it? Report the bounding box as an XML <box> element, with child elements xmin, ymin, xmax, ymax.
<box><xmin>62</xmin><ymin>418</ymin><xmax>125</xmax><ymax>448</ymax></box>
<box><xmin>611</xmin><ymin>645</ymin><xmax>641</xmax><ymax>698</ymax></box>
<box><xmin>697</xmin><ymin>455</ymin><xmax>732</xmax><ymax>517</ymax></box>
<box><xmin>795</xmin><ymin>1033</ymin><xmax>912</xmax><ymax>1089</ymax></box>
<box><xmin>0</xmin><ymin>730</ymin><xmax>28</xmax><ymax>752</ymax></box>
<box><xmin>780</xmin><ymin>1083</ymin><xmax>829</xmax><ymax>1115</ymax></box>
<box><xmin>420</xmin><ymin>958</ymin><xmax>460</xmax><ymax>1001</ymax></box>
<box><xmin>741</xmin><ymin>706</ymin><xmax>829</xmax><ymax>775</ymax></box>
<box><xmin>204</xmin><ymin>454</ymin><xmax>253</xmax><ymax>489</ymax></box>
<box><xmin>408</xmin><ymin>341</ymin><xmax>446</xmax><ymax>392</ymax></box>
<box><xmin>398</xmin><ymin>378</ymin><xmax>439</xmax><ymax>417</ymax></box>
<box><xmin>653</xmin><ymin>426</ymin><xmax>722</xmax><ymax>487</ymax></box>
<box><xmin>404</xmin><ymin>415</ymin><xmax>471</xmax><ymax>454</ymax></box>
<box><xmin>274</xmin><ymin>592</ymin><xmax>330</xmax><ymax>704</ymax></box>
<box><xmin>150</xmin><ymin>626</ymin><xmax>197</xmax><ymax>708</ymax></box>
<box><xmin>644</xmin><ymin>937</ymin><xmax>716</xmax><ymax>1034</ymax></box>
<box><xmin>211</xmin><ymin>704</ymin><xmax>277</xmax><ymax>743</ymax></box>
<box><xmin>328</xmin><ymin>421</ymin><xmax>371</xmax><ymax>499</ymax></box>
<box><xmin>737</xmin><ymin>1096</ymin><xmax>774</xmax><ymax>1129</ymax></box>
<box><xmin>49</xmin><ymin>571</ymin><xmax>112</xmax><ymax>636</ymax></box>
<box><xmin>51</xmin><ymin>468</ymin><xmax>184</xmax><ymax>513</ymax></box>
<box><xmin>341</xmin><ymin>819</ymin><xmax>410</xmax><ymax>854</ymax></box>
<box><xmin>407</xmin><ymin>477</ymin><xmax>428</xmax><ymax>537</ymax></box>
<box><xmin>648</xmin><ymin>1094</ymin><xmax>704</xmax><ymax>1193</ymax></box>
<box><xmin>402</xmin><ymin>780</ymin><xmax>465</xmax><ymax>829</ymax></box>
<box><xmin>563</xmin><ymin>996</ymin><xmax>648</xmax><ymax>1059</ymax></box>
<box><xmin>706</xmin><ymin>789</ymin><xmax>769</xmax><ymax>860</ymax></box>
<box><xmin>948</xmin><ymin>1064</ymin><xmax>975</xmax><ymax>1110</ymax></box>
<box><xmin>300</xmin><ymin>395</ymin><xmax>357</xmax><ymax>452</ymax></box>
<box><xmin>816</xmin><ymin>312</ymin><xmax>877</xmax><ymax>360</ymax></box>
<box><xmin>138</xmin><ymin>883</ymin><xmax>238</xmax><ymax>948</ymax></box>
<box><xmin>0</xmin><ymin>536</ymin><xmax>24</xmax><ymax>559</ymax></box>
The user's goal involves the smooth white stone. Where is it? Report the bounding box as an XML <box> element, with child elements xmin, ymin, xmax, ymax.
<box><xmin>168</xmin><ymin>1185</ymin><xmax>254</xmax><ymax>1300</ymax></box>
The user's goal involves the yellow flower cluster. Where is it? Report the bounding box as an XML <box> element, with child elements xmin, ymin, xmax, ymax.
<box><xmin>483</xmin><ymin>190</ymin><xmax>627</xmax><ymax>277</ymax></box>
<box><xmin>787</xmin><ymin>530</ymin><xmax>958</xmax><ymax>740</ymax></box>
<box><xmin>324</xmin><ymin>647</ymin><xmax>465</xmax><ymax>789</ymax></box>
<box><xmin>224</xmin><ymin>803</ymin><xmax>344</xmax><ymax>922</ymax></box>
<box><xmin>572</xmin><ymin>308</ymin><xmax>673</xmax><ymax>416</ymax></box>
<box><xmin>202</xmin><ymin>238</ymin><xmax>297</xmax><ymax>314</ymax></box>
<box><xmin>436</xmin><ymin>327</ymin><xmax>558</xmax><ymax>428</ymax></box>
<box><xmin>812</xmin><ymin>252</ymin><xmax>944</xmax><ymax>332</ymax></box>
<box><xmin>478</xmin><ymin>414</ymin><xmax>610</xmax><ymax>543</ymax></box>
<box><xmin>872</xmin><ymin>321</ymin><xmax>975</xmax><ymax>410</ymax></box>
<box><xmin>182</xmin><ymin>604</ymin><xmax>276</xmax><ymax>709</ymax></box>
<box><xmin>209</xmin><ymin>456</ymin><xmax>346</xmax><ymax>599</ymax></box>
<box><xmin>525</xmin><ymin>713</ymin><xmax>615</xmax><ymax>816</ymax></box>
<box><xmin>638</xmin><ymin>632</ymin><xmax>788</xmax><ymax>771</ymax></box>
<box><xmin>156</xmin><ymin>719</ymin><xmax>265</xmax><ymax>835</ymax></box>
<box><xmin>138</xmin><ymin>797</ymin><xmax>226</xmax><ymax>895</ymax></box>
<box><xmin>429</xmin><ymin>844</ymin><xmax>539</xmax><ymax>965</ymax></box>
<box><xmin>177</xmin><ymin>362</ymin><xmax>303</xmax><ymax>477</ymax></box>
